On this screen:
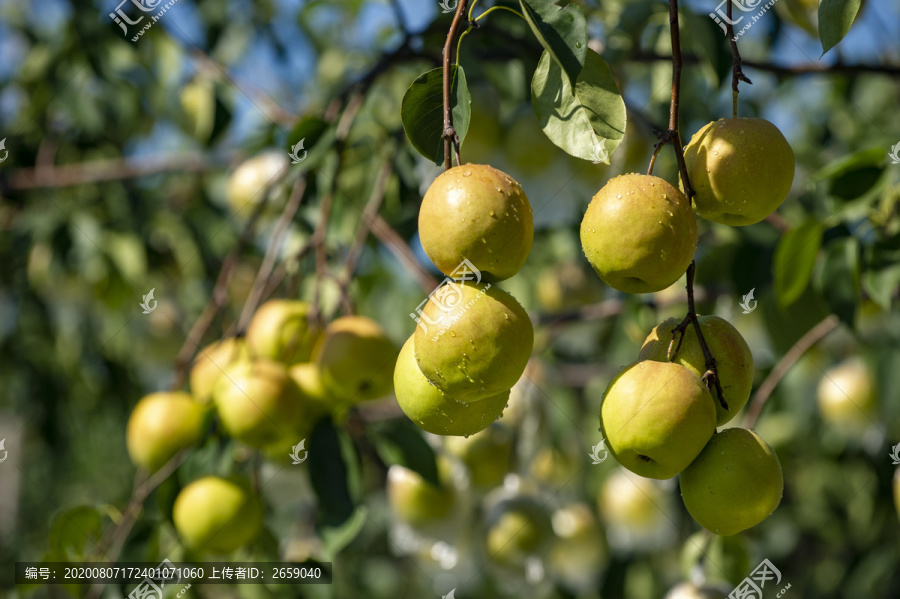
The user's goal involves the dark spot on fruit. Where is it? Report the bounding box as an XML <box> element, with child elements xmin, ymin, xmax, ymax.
<box><xmin>638</xmin><ymin>455</ymin><xmax>651</xmax><ymax>462</ymax></box>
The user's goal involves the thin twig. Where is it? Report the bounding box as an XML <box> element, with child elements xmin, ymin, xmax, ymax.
<box><xmin>236</xmin><ymin>177</ymin><xmax>308</xmax><ymax>333</ymax></box>
<box><xmin>442</xmin><ymin>0</ymin><xmax>470</xmax><ymax>170</ymax></box>
<box><xmin>342</xmin><ymin>160</ymin><xmax>394</xmax><ymax>283</ymax></box>
<box><xmin>743</xmin><ymin>315</ymin><xmax>840</xmax><ymax>428</ymax></box>
<box><xmin>369</xmin><ymin>214</ymin><xmax>439</xmax><ymax>294</ymax></box>
<box><xmin>725</xmin><ymin>0</ymin><xmax>752</xmax><ymax>117</ymax></box>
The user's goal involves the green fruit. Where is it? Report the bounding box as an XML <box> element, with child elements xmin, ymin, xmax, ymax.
<box><xmin>394</xmin><ymin>336</ymin><xmax>508</xmax><ymax>436</ymax></box>
<box><xmin>684</xmin><ymin>118</ymin><xmax>795</xmax><ymax>226</ymax></box>
<box><xmin>530</xmin><ymin>446</ymin><xmax>578</xmax><ymax>487</ymax></box>
<box><xmin>246</xmin><ymin>300</ymin><xmax>320</xmax><ymax>365</ymax></box>
<box><xmin>548</xmin><ymin>503</ymin><xmax>607</xmax><ymax>586</ymax></box>
<box><xmin>173</xmin><ymin>476</ymin><xmax>263</xmax><ymax>553</ymax></box>
<box><xmin>486</xmin><ymin>497</ymin><xmax>553</xmax><ymax>564</ymax></box>
<box><xmin>212</xmin><ymin>360</ymin><xmax>305</xmax><ymax>448</ymax></box>
<box><xmin>817</xmin><ymin>358</ymin><xmax>876</xmax><ymax>432</ymax></box>
<box><xmin>639</xmin><ymin>315</ymin><xmax>754</xmax><ymax>425</ymax></box>
<box><xmin>601</xmin><ymin>361</ymin><xmax>716</xmax><ymax>479</ymax></box>
<box><xmin>387</xmin><ymin>464</ymin><xmax>454</xmax><ymax>525</ymax></box>
<box><xmin>444</xmin><ymin>423</ymin><xmax>513</xmax><ymax>487</ymax></box>
<box><xmin>664</xmin><ymin>583</ymin><xmax>735</xmax><ymax>599</ymax></box>
<box><xmin>126</xmin><ymin>392</ymin><xmax>208</xmax><ymax>472</ymax></box>
<box><xmin>580</xmin><ymin>174</ymin><xmax>697</xmax><ymax>294</ymax></box>
<box><xmin>315</xmin><ymin>316</ymin><xmax>398</xmax><ymax>402</ymax></box>
<box><xmin>418</xmin><ymin>164</ymin><xmax>533</xmax><ymax>282</ymax></box>
<box><xmin>680</xmin><ymin>531</ymin><xmax>749</xmax><ymax>586</ymax></box>
<box><xmin>180</xmin><ymin>77</ymin><xmax>214</xmax><ymax>140</ymax></box>
<box><xmin>413</xmin><ymin>282</ymin><xmax>533</xmax><ymax>402</ymax></box>
<box><xmin>190</xmin><ymin>337</ymin><xmax>251</xmax><ymax>404</ymax></box>
<box><xmin>599</xmin><ymin>467</ymin><xmax>670</xmax><ymax>532</ymax></box>
<box><xmin>288</xmin><ymin>362</ymin><xmax>331</xmax><ymax>414</ymax></box>
<box><xmin>893</xmin><ymin>469</ymin><xmax>900</xmax><ymax>519</ymax></box>
<box><xmin>227</xmin><ymin>151</ymin><xmax>290</xmax><ymax>216</ymax></box>
<box><xmin>680</xmin><ymin>428</ymin><xmax>783</xmax><ymax>536</ymax></box>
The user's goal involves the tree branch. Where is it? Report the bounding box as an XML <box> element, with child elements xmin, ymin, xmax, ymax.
<box><xmin>442</xmin><ymin>0</ymin><xmax>469</xmax><ymax>170</ymax></box>
<box><xmin>726</xmin><ymin>0</ymin><xmax>752</xmax><ymax>117</ymax></box>
<box><xmin>743</xmin><ymin>315</ymin><xmax>840</xmax><ymax>429</ymax></box>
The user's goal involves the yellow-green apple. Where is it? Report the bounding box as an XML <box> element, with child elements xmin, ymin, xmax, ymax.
<box><xmin>190</xmin><ymin>337</ymin><xmax>250</xmax><ymax>404</ymax></box>
<box><xmin>600</xmin><ymin>361</ymin><xmax>716</xmax><ymax>479</ymax></box>
<box><xmin>598</xmin><ymin>467</ymin><xmax>672</xmax><ymax>534</ymax></box>
<box><xmin>315</xmin><ymin>315</ymin><xmax>398</xmax><ymax>402</ymax></box>
<box><xmin>817</xmin><ymin>358</ymin><xmax>877</xmax><ymax>432</ymax></box>
<box><xmin>413</xmin><ymin>282</ymin><xmax>533</xmax><ymax>402</ymax></box>
<box><xmin>580</xmin><ymin>174</ymin><xmax>697</xmax><ymax>293</ymax></box>
<box><xmin>173</xmin><ymin>475</ymin><xmax>263</xmax><ymax>553</ymax></box>
<box><xmin>418</xmin><ymin>164</ymin><xmax>533</xmax><ymax>282</ymax></box>
<box><xmin>684</xmin><ymin>118</ymin><xmax>794</xmax><ymax>226</ymax></box>
<box><xmin>393</xmin><ymin>336</ymin><xmax>508</xmax><ymax>436</ymax></box>
<box><xmin>246</xmin><ymin>300</ymin><xmax>320</xmax><ymax>365</ymax></box>
<box><xmin>227</xmin><ymin>151</ymin><xmax>289</xmax><ymax>216</ymax></box>
<box><xmin>212</xmin><ymin>359</ymin><xmax>305</xmax><ymax>448</ymax></box>
<box><xmin>679</xmin><ymin>428</ymin><xmax>783</xmax><ymax>536</ymax></box>
<box><xmin>387</xmin><ymin>464</ymin><xmax>455</xmax><ymax>526</ymax></box>
<box><xmin>444</xmin><ymin>423</ymin><xmax>513</xmax><ymax>488</ymax></box>
<box><xmin>639</xmin><ymin>315</ymin><xmax>754</xmax><ymax>425</ymax></box>
<box><xmin>126</xmin><ymin>392</ymin><xmax>209</xmax><ymax>471</ymax></box>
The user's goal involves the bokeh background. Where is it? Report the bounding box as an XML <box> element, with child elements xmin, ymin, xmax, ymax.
<box><xmin>1</xmin><ymin>0</ymin><xmax>899</xmax><ymax>597</ymax></box>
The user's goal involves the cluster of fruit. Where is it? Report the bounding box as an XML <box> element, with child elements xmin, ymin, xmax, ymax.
<box><xmin>126</xmin><ymin>299</ymin><xmax>398</xmax><ymax>553</ymax></box>
<box><xmin>394</xmin><ymin>164</ymin><xmax>535</xmax><ymax>437</ymax></box>
<box><xmin>586</xmin><ymin>118</ymin><xmax>795</xmax><ymax>536</ymax></box>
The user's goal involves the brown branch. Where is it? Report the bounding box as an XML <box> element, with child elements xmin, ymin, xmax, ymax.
<box><xmin>725</xmin><ymin>0</ymin><xmax>752</xmax><ymax>117</ymax></box>
<box><xmin>442</xmin><ymin>0</ymin><xmax>470</xmax><ymax>170</ymax></box>
<box><xmin>743</xmin><ymin>315</ymin><xmax>840</xmax><ymax>429</ymax></box>
<box><xmin>235</xmin><ymin>178</ymin><xmax>308</xmax><ymax>333</ymax></box>
<box><xmin>341</xmin><ymin>160</ymin><xmax>394</xmax><ymax>285</ymax></box>
<box><xmin>369</xmin><ymin>214</ymin><xmax>439</xmax><ymax>294</ymax></box>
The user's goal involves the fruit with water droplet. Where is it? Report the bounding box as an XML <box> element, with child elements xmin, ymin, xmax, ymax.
<box><xmin>684</xmin><ymin>118</ymin><xmax>794</xmax><ymax>226</ymax></box>
<box><xmin>580</xmin><ymin>174</ymin><xmax>697</xmax><ymax>294</ymax></box>
<box><xmin>600</xmin><ymin>361</ymin><xmax>716</xmax><ymax>479</ymax></box>
<box><xmin>419</xmin><ymin>164</ymin><xmax>533</xmax><ymax>282</ymax></box>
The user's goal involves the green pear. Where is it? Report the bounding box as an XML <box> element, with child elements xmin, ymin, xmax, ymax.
<box><xmin>315</xmin><ymin>315</ymin><xmax>398</xmax><ymax>402</ymax></box>
<box><xmin>680</xmin><ymin>428</ymin><xmax>783</xmax><ymax>536</ymax></box>
<box><xmin>173</xmin><ymin>476</ymin><xmax>263</xmax><ymax>553</ymax></box>
<box><xmin>418</xmin><ymin>164</ymin><xmax>533</xmax><ymax>282</ymax></box>
<box><xmin>413</xmin><ymin>282</ymin><xmax>533</xmax><ymax>402</ymax></box>
<box><xmin>189</xmin><ymin>337</ymin><xmax>250</xmax><ymax>404</ymax></box>
<box><xmin>580</xmin><ymin>174</ymin><xmax>697</xmax><ymax>293</ymax></box>
<box><xmin>288</xmin><ymin>362</ymin><xmax>331</xmax><ymax>415</ymax></box>
<box><xmin>530</xmin><ymin>446</ymin><xmax>578</xmax><ymax>488</ymax></box>
<box><xmin>212</xmin><ymin>359</ymin><xmax>305</xmax><ymax>448</ymax></box>
<box><xmin>444</xmin><ymin>423</ymin><xmax>513</xmax><ymax>487</ymax></box>
<box><xmin>639</xmin><ymin>315</ymin><xmax>754</xmax><ymax>425</ymax></box>
<box><xmin>246</xmin><ymin>300</ymin><xmax>320</xmax><ymax>365</ymax></box>
<box><xmin>394</xmin><ymin>336</ymin><xmax>508</xmax><ymax>437</ymax></box>
<box><xmin>226</xmin><ymin>151</ymin><xmax>289</xmax><ymax>216</ymax></box>
<box><xmin>548</xmin><ymin>503</ymin><xmax>608</xmax><ymax>588</ymax></box>
<box><xmin>680</xmin><ymin>531</ymin><xmax>749</xmax><ymax>586</ymax></box>
<box><xmin>126</xmin><ymin>392</ymin><xmax>209</xmax><ymax>471</ymax></box>
<box><xmin>684</xmin><ymin>118</ymin><xmax>795</xmax><ymax>226</ymax></box>
<box><xmin>598</xmin><ymin>467</ymin><xmax>671</xmax><ymax>532</ymax></box>
<box><xmin>386</xmin><ymin>464</ymin><xmax>455</xmax><ymax>526</ymax></box>
<box><xmin>601</xmin><ymin>361</ymin><xmax>716</xmax><ymax>479</ymax></box>
<box><xmin>817</xmin><ymin>358</ymin><xmax>876</xmax><ymax>432</ymax></box>
<box><xmin>486</xmin><ymin>497</ymin><xmax>553</xmax><ymax>565</ymax></box>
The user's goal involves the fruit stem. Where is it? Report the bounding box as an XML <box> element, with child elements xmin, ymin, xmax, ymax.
<box><xmin>442</xmin><ymin>0</ymin><xmax>469</xmax><ymax>170</ymax></box>
<box><xmin>667</xmin><ymin>262</ymin><xmax>727</xmax><ymax>411</ymax></box>
<box><xmin>725</xmin><ymin>0</ymin><xmax>752</xmax><ymax>118</ymax></box>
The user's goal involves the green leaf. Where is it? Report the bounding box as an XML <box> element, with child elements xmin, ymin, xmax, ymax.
<box><xmin>862</xmin><ymin>264</ymin><xmax>900</xmax><ymax>311</ymax></box>
<box><xmin>531</xmin><ymin>49</ymin><xmax>626</xmax><ymax>164</ymax></box>
<box><xmin>817</xmin><ymin>237</ymin><xmax>860</xmax><ymax>325</ymax></box>
<box><xmin>818</xmin><ymin>0</ymin><xmax>862</xmax><ymax>55</ymax></box>
<box><xmin>309</xmin><ymin>417</ymin><xmax>359</xmax><ymax>528</ymax></box>
<box><xmin>811</xmin><ymin>147</ymin><xmax>885</xmax><ymax>201</ymax></box>
<box><xmin>519</xmin><ymin>0</ymin><xmax>588</xmax><ymax>84</ymax></box>
<box><xmin>774</xmin><ymin>220</ymin><xmax>825</xmax><ymax>309</ymax></box>
<box><xmin>372</xmin><ymin>421</ymin><xmax>439</xmax><ymax>486</ymax></box>
<box><xmin>49</xmin><ymin>506</ymin><xmax>103</xmax><ymax>560</ymax></box>
<box><xmin>401</xmin><ymin>66</ymin><xmax>471</xmax><ymax>166</ymax></box>
<box><xmin>320</xmin><ymin>508</ymin><xmax>367</xmax><ymax>558</ymax></box>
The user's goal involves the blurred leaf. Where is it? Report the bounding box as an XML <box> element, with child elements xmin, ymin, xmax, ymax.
<box><xmin>817</xmin><ymin>237</ymin><xmax>860</xmax><ymax>326</ymax></box>
<box><xmin>401</xmin><ymin>66</ymin><xmax>471</xmax><ymax>166</ymax></box>
<box><xmin>774</xmin><ymin>220</ymin><xmax>824</xmax><ymax>308</ymax></box>
<box><xmin>519</xmin><ymin>0</ymin><xmax>587</xmax><ymax>84</ymax></box>
<box><xmin>286</xmin><ymin>115</ymin><xmax>334</xmax><ymax>173</ymax></box>
<box><xmin>862</xmin><ymin>264</ymin><xmax>900</xmax><ymax>311</ymax></box>
<box><xmin>818</xmin><ymin>0</ymin><xmax>862</xmax><ymax>54</ymax></box>
<box><xmin>309</xmin><ymin>417</ymin><xmax>358</xmax><ymax>528</ymax></box>
<box><xmin>812</xmin><ymin>147</ymin><xmax>885</xmax><ymax>200</ymax></box>
<box><xmin>372</xmin><ymin>420</ymin><xmax>439</xmax><ymax>486</ymax></box>
<box><xmin>320</xmin><ymin>508</ymin><xmax>367</xmax><ymax>558</ymax></box>
<box><xmin>531</xmin><ymin>49</ymin><xmax>626</xmax><ymax>163</ymax></box>
<box><xmin>49</xmin><ymin>506</ymin><xmax>103</xmax><ymax>560</ymax></box>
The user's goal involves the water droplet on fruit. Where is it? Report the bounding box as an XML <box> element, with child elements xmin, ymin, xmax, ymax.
<box><xmin>617</xmin><ymin>194</ymin><xmax>622</xmax><ymax>199</ymax></box>
<box><xmin>463</xmin><ymin>171</ymin><xmax>471</xmax><ymax>176</ymax></box>
<box><xmin>489</xmin><ymin>210</ymin><xmax>496</xmax><ymax>217</ymax></box>
<box><xmin>450</xmin><ymin>331</ymin><xmax>456</xmax><ymax>337</ymax></box>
